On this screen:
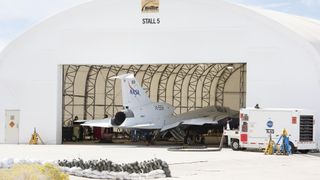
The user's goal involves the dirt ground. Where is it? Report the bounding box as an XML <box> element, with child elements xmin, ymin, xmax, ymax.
<box><xmin>0</xmin><ymin>144</ymin><xmax>319</xmax><ymax>180</ymax></box>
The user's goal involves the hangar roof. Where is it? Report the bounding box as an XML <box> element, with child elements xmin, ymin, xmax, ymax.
<box><xmin>246</xmin><ymin>6</ymin><xmax>320</xmax><ymax>56</ymax></box>
<box><xmin>1</xmin><ymin>0</ymin><xmax>320</xmax><ymax>58</ymax></box>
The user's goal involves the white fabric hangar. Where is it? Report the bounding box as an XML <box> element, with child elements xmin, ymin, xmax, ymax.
<box><xmin>0</xmin><ymin>0</ymin><xmax>319</xmax><ymax>145</ymax></box>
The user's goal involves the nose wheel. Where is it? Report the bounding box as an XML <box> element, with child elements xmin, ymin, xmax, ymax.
<box><xmin>184</xmin><ymin>135</ymin><xmax>204</xmax><ymax>145</ymax></box>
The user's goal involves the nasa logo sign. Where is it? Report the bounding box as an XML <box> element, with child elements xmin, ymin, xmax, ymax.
<box><xmin>267</xmin><ymin>120</ymin><xmax>273</xmax><ymax>128</ymax></box>
<box><xmin>130</xmin><ymin>89</ymin><xmax>140</xmax><ymax>96</ymax></box>
<box><xmin>129</xmin><ymin>82</ymin><xmax>140</xmax><ymax>96</ymax></box>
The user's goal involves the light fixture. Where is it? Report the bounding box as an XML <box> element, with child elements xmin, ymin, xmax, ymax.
<box><xmin>226</xmin><ymin>64</ymin><xmax>234</xmax><ymax>70</ymax></box>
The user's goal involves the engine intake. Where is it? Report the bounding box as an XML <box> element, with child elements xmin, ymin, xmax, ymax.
<box><xmin>111</xmin><ymin>111</ymin><xmax>126</xmax><ymax>126</ymax></box>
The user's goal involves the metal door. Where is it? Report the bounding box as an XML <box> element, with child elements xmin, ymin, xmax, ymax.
<box><xmin>5</xmin><ymin>110</ymin><xmax>20</xmax><ymax>144</ymax></box>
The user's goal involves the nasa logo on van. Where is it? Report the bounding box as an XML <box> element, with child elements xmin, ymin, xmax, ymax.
<box><xmin>267</xmin><ymin>120</ymin><xmax>273</xmax><ymax>128</ymax></box>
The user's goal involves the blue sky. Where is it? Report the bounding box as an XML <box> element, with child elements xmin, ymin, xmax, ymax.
<box><xmin>229</xmin><ymin>0</ymin><xmax>320</xmax><ymax>19</ymax></box>
<box><xmin>0</xmin><ymin>0</ymin><xmax>320</xmax><ymax>52</ymax></box>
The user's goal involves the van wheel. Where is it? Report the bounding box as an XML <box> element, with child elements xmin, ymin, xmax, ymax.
<box><xmin>231</xmin><ymin>140</ymin><xmax>240</xmax><ymax>151</ymax></box>
<box><xmin>298</xmin><ymin>150</ymin><xmax>309</xmax><ymax>154</ymax></box>
<box><xmin>289</xmin><ymin>141</ymin><xmax>296</xmax><ymax>154</ymax></box>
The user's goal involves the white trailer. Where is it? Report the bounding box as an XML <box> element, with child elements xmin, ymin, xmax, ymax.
<box><xmin>224</xmin><ymin>108</ymin><xmax>317</xmax><ymax>153</ymax></box>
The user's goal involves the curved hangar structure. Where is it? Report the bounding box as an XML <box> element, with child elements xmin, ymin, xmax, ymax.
<box><xmin>0</xmin><ymin>0</ymin><xmax>320</xmax><ymax>144</ymax></box>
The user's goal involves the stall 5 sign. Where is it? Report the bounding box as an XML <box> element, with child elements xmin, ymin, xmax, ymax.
<box><xmin>142</xmin><ymin>18</ymin><xmax>160</xmax><ymax>24</ymax></box>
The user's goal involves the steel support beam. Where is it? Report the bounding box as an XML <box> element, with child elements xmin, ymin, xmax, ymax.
<box><xmin>186</xmin><ymin>64</ymin><xmax>212</xmax><ymax>111</ymax></box>
<box><xmin>172</xmin><ymin>64</ymin><xmax>197</xmax><ymax>114</ymax></box>
<box><xmin>141</xmin><ymin>65</ymin><xmax>161</xmax><ymax>97</ymax></box>
<box><xmin>239</xmin><ymin>64</ymin><xmax>247</xmax><ymax>108</ymax></box>
<box><xmin>62</xmin><ymin>65</ymin><xmax>80</xmax><ymax>127</ymax></box>
<box><xmin>201</xmin><ymin>64</ymin><xmax>227</xmax><ymax>107</ymax></box>
<box><xmin>83</xmin><ymin>65</ymin><xmax>102</xmax><ymax>120</ymax></box>
<box><xmin>104</xmin><ymin>65</ymin><xmax>124</xmax><ymax>117</ymax></box>
<box><xmin>157</xmin><ymin>64</ymin><xmax>180</xmax><ymax>102</ymax></box>
<box><xmin>215</xmin><ymin>64</ymin><xmax>243</xmax><ymax>106</ymax></box>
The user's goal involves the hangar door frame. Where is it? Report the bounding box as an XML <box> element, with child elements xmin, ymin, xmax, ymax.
<box><xmin>61</xmin><ymin>63</ymin><xmax>246</xmax><ymax>127</ymax></box>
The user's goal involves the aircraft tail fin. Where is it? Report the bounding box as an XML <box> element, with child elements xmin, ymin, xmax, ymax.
<box><xmin>112</xmin><ymin>74</ymin><xmax>152</xmax><ymax>109</ymax></box>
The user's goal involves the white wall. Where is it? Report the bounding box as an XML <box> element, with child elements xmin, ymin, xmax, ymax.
<box><xmin>0</xmin><ymin>0</ymin><xmax>319</xmax><ymax>144</ymax></box>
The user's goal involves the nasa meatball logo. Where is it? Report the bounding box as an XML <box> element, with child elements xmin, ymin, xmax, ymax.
<box><xmin>141</xmin><ymin>0</ymin><xmax>159</xmax><ymax>13</ymax></box>
<box><xmin>267</xmin><ymin>120</ymin><xmax>273</xmax><ymax>128</ymax></box>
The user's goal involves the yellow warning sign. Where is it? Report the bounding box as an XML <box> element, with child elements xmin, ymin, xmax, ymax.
<box><xmin>9</xmin><ymin>121</ymin><xmax>15</xmax><ymax>128</ymax></box>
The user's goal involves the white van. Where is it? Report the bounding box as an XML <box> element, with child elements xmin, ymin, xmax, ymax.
<box><xmin>224</xmin><ymin>108</ymin><xmax>317</xmax><ymax>153</ymax></box>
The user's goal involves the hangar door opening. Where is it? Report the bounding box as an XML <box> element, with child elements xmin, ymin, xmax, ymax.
<box><xmin>61</xmin><ymin>63</ymin><xmax>246</xmax><ymax>143</ymax></box>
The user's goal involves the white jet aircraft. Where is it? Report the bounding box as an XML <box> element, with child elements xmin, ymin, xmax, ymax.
<box><xmin>79</xmin><ymin>74</ymin><xmax>238</xmax><ymax>136</ymax></box>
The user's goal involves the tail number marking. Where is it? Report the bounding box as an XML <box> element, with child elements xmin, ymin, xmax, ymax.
<box><xmin>154</xmin><ymin>105</ymin><xmax>164</xmax><ymax>111</ymax></box>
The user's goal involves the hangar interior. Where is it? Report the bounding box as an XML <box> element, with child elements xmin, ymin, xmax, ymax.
<box><xmin>62</xmin><ymin>63</ymin><xmax>246</xmax><ymax>143</ymax></box>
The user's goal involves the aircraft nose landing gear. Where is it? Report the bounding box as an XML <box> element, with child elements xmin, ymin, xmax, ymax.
<box><xmin>184</xmin><ymin>130</ymin><xmax>205</xmax><ymax>145</ymax></box>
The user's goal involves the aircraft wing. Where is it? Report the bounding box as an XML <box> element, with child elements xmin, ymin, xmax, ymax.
<box><xmin>160</xmin><ymin>121</ymin><xmax>182</xmax><ymax>132</ymax></box>
<box><xmin>80</xmin><ymin>118</ymin><xmax>113</xmax><ymax>128</ymax></box>
<box><xmin>126</xmin><ymin>123</ymin><xmax>155</xmax><ymax>128</ymax></box>
<box><xmin>160</xmin><ymin>116</ymin><xmax>222</xmax><ymax>132</ymax></box>
<box><xmin>160</xmin><ymin>106</ymin><xmax>238</xmax><ymax>132</ymax></box>
<box><xmin>79</xmin><ymin>118</ymin><xmax>156</xmax><ymax>129</ymax></box>
<box><xmin>181</xmin><ymin>117</ymin><xmax>220</xmax><ymax>125</ymax></box>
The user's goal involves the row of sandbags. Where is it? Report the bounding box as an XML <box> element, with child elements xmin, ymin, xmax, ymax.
<box><xmin>0</xmin><ymin>158</ymin><xmax>171</xmax><ymax>180</ymax></box>
<box><xmin>57</xmin><ymin>158</ymin><xmax>171</xmax><ymax>178</ymax></box>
